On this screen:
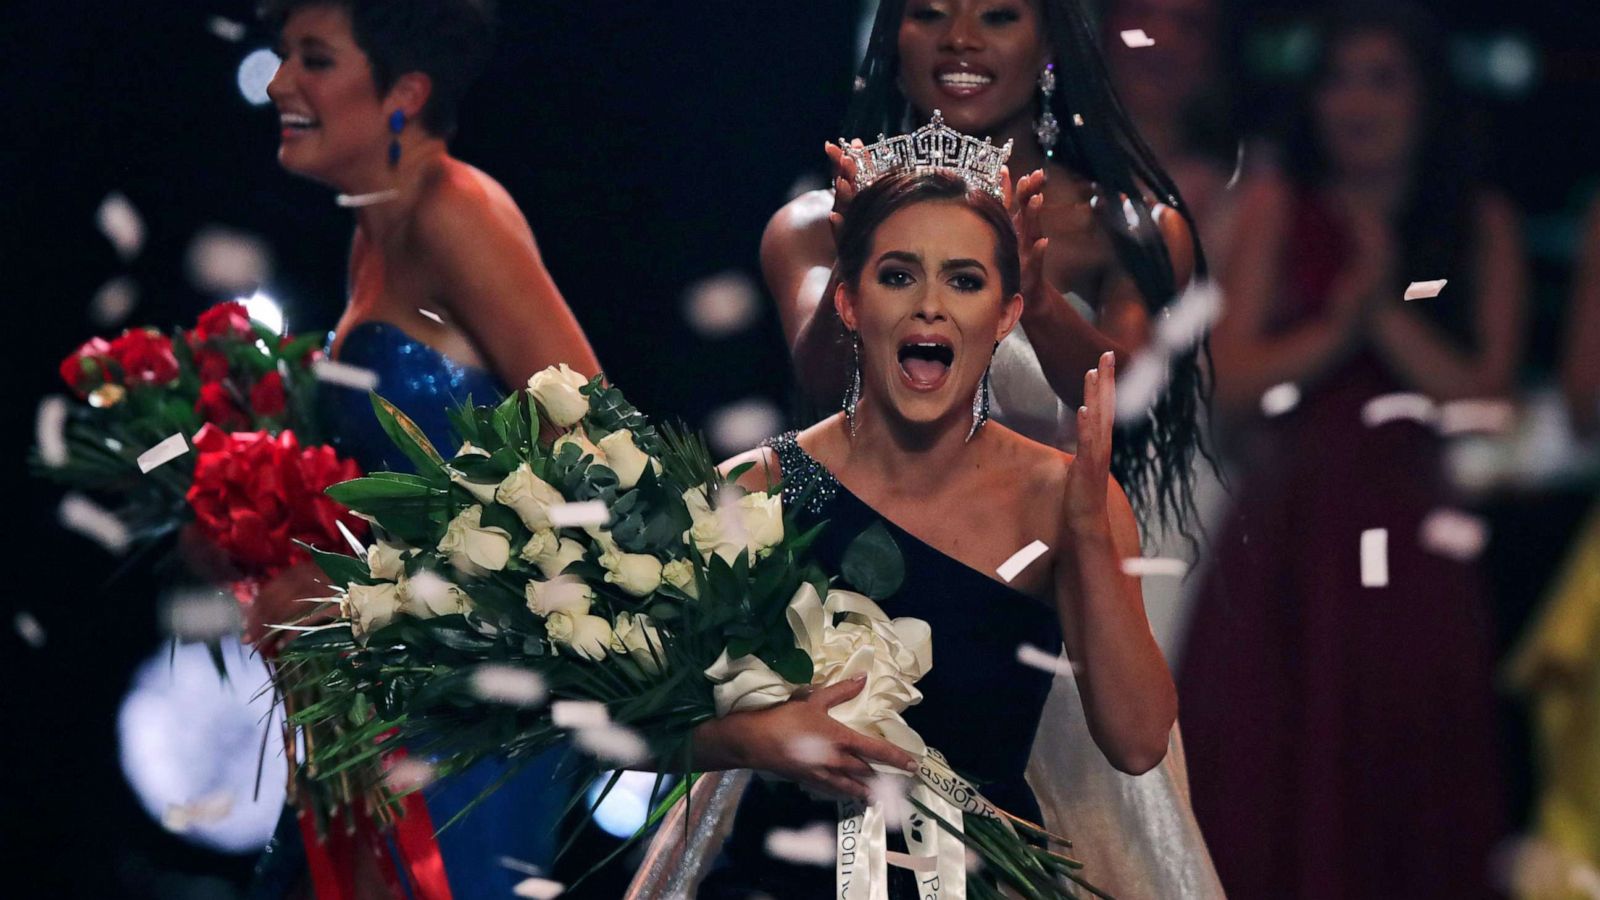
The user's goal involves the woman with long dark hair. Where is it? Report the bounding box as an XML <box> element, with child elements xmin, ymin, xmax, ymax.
<box><xmin>764</xmin><ymin>0</ymin><xmax>1211</xmax><ymax>537</ymax></box>
<box><xmin>247</xmin><ymin>1</ymin><xmax>600</xmax><ymax>896</ymax></box>
<box><xmin>1178</xmin><ymin>5</ymin><xmax>1523</xmax><ymax>896</ymax></box>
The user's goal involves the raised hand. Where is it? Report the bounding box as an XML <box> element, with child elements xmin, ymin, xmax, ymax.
<box><xmin>825</xmin><ymin>140</ymin><xmax>864</xmax><ymax>241</ymax></box>
<box><xmin>1065</xmin><ymin>351</ymin><xmax>1116</xmax><ymax>527</ymax></box>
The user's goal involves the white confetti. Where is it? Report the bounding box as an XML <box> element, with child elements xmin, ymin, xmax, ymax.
<box><xmin>97</xmin><ymin>192</ymin><xmax>145</xmax><ymax>260</ymax></box>
<box><xmin>1360</xmin><ymin>528</ymin><xmax>1389</xmax><ymax>588</ymax></box>
<box><xmin>547</xmin><ymin>500</ymin><xmax>610</xmax><ymax>529</ymax></box>
<box><xmin>405</xmin><ymin>570</ymin><xmax>453</xmax><ymax>610</ymax></box>
<box><xmin>162</xmin><ymin>790</ymin><xmax>235</xmax><ymax>833</ymax></box>
<box><xmin>706</xmin><ymin>398</ymin><xmax>786</xmax><ymax>457</ymax></box>
<box><xmin>1259</xmin><ymin>382</ymin><xmax>1301</xmax><ymax>417</ymax></box>
<box><xmin>1404</xmin><ymin>279</ymin><xmax>1448</xmax><ymax>301</ymax></box>
<box><xmin>1114</xmin><ymin>349</ymin><xmax>1172</xmax><ymax>424</ymax></box>
<box><xmin>1154</xmin><ymin>280</ymin><xmax>1223</xmax><ymax>352</ymax></box>
<box><xmin>59</xmin><ymin>493</ymin><xmax>131</xmax><ymax>554</ymax></box>
<box><xmin>512</xmin><ymin>877</ymin><xmax>566</xmax><ymax>899</ymax></box>
<box><xmin>383</xmin><ymin>758</ymin><xmax>437</xmax><ymax>794</ymax></box>
<box><xmin>334</xmin><ymin>518</ymin><xmax>365</xmax><ymax>556</ymax></box>
<box><xmin>1361</xmin><ymin>392</ymin><xmax>1438</xmax><ymax>428</ymax></box>
<box><xmin>14</xmin><ymin>611</ymin><xmax>46</xmax><ymax>648</ymax></box>
<box><xmin>187</xmin><ymin>226</ymin><xmax>272</xmax><ymax>294</ymax></box>
<box><xmin>89</xmin><ymin>276</ymin><xmax>139</xmax><ymax>327</ymax></box>
<box><xmin>573</xmin><ymin>722</ymin><xmax>649</xmax><ymax>767</ymax></box>
<box><xmin>207</xmin><ymin>16</ymin><xmax>247</xmax><ymax>42</ymax></box>
<box><xmin>1438</xmin><ymin>399</ymin><xmax>1516</xmax><ymax>436</ymax></box>
<box><xmin>1419</xmin><ymin>508</ymin><xmax>1489</xmax><ymax>562</ymax></box>
<box><xmin>498</xmin><ymin>856</ymin><xmax>546</xmax><ymax>877</ymax></box>
<box><xmin>868</xmin><ymin>773</ymin><xmax>913</xmax><ymax>830</ymax></box>
<box><xmin>162</xmin><ymin>588</ymin><xmax>244</xmax><ymax>641</ymax></box>
<box><xmin>997</xmin><ymin>540</ymin><xmax>1049</xmax><ymax>583</ymax></box>
<box><xmin>764</xmin><ymin>822</ymin><xmax>836</xmax><ymax>866</ymax></box>
<box><xmin>137</xmin><ymin>433</ymin><xmax>191</xmax><ymax>474</ymax></box>
<box><xmin>1016</xmin><ymin>643</ymin><xmax>1079</xmax><ymax>678</ymax></box>
<box><xmin>1120</xmin><ymin>28</ymin><xmax>1156</xmax><ymax>48</ymax></box>
<box><xmin>313</xmin><ymin>358</ymin><xmax>380</xmax><ymax>391</ymax></box>
<box><xmin>684</xmin><ymin>271</ymin><xmax>762</xmax><ymax>338</ymax></box>
<box><xmin>470</xmin><ymin>665</ymin><xmax>547</xmax><ymax>707</ymax></box>
<box><xmin>786</xmin><ymin>734</ymin><xmax>831</xmax><ymax>766</ymax></box>
<box><xmin>1120</xmin><ymin>557</ymin><xmax>1190</xmax><ymax>578</ymax></box>
<box><xmin>551</xmin><ymin>700</ymin><xmax>609</xmax><ymax>730</ymax></box>
<box><xmin>416</xmin><ymin>307</ymin><xmax>444</xmax><ymax>324</ymax></box>
<box><xmin>35</xmin><ymin>397</ymin><xmax>69</xmax><ymax>468</ymax></box>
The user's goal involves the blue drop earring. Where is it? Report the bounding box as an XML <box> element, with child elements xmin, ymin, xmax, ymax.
<box><xmin>387</xmin><ymin>110</ymin><xmax>406</xmax><ymax>166</ymax></box>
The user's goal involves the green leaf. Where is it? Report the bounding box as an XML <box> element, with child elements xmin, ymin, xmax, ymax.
<box><xmin>841</xmin><ymin>521</ymin><xmax>904</xmax><ymax>600</ymax></box>
<box><xmin>300</xmin><ymin>542</ymin><xmax>371</xmax><ymax>585</ymax></box>
<box><xmin>326</xmin><ymin>477</ymin><xmax>443</xmax><ymax>504</ymax></box>
<box><xmin>370</xmin><ymin>393</ymin><xmax>446</xmax><ymax>478</ymax></box>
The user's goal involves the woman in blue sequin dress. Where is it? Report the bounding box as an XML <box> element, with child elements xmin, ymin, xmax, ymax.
<box><xmin>248</xmin><ymin>2</ymin><xmax>600</xmax><ymax>896</ymax></box>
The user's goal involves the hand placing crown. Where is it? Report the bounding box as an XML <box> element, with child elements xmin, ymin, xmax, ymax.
<box><xmin>838</xmin><ymin>110</ymin><xmax>1014</xmax><ymax>200</ymax></box>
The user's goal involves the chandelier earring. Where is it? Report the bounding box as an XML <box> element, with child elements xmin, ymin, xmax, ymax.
<box><xmin>968</xmin><ymin>341</ymin><xmax>998</xmax><ymax>442</ymax></box>
<box><xmin>1035</xmin><ymin>62</ymin><xmax>1060</xmax><ymax>159</ymax></box>
<box><xmin>844</xmin><ymin>331</ymin><xmax>864</xmax><ymax>438</ymax></box>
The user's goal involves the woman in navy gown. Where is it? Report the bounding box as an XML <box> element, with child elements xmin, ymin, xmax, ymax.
<box><xmin>247</xmin><ymin>1</ymin><xmax>600</xmax><ymax>896</ymax></box>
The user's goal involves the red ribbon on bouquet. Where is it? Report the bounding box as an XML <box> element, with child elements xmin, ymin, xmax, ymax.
<box><xmin>295</xmin><ymin>766</ymin><xmax>451</xmax><ymax>900</ymax></box>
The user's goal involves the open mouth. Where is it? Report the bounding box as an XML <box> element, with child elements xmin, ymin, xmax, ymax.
<box><xmin>279</xmin><ymin>112</ymin><xmax>320</xmax><ymax>136</ymax></box>
<box><xmin>934</xmin><ymin>62</ymin><xmax>996</xmax><ymax>99</ymax></box>
<box><xmin>897</xmin><ymin>340</ymin><xmax>955</xmax><ymax>390</ymax></box>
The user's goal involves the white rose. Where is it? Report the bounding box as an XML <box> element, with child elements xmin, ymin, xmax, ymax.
<box><xmin>365</xmin><ymin>540</ymin><xmax>413</xmax><ymax>581</ymax></box>
<box><xmin>596</xmin><ymin>430</ymin><xmax>658</xmax><ymax>490</ymax></box>
<box><xmin>437</xmin><ymin>505</ymin><xmax>512</xmax><ymax>573</ymax></box>
<box><xmin>553</xmin><ymin>431</ymin><xmax>608</xmax><ymax>467</ymax></box>
<box><xmin>525</xmin><ymin>573</ymin><xmax>594</xmax><ymax>618</ymax></box>
<box><xmin>661</xmin><ymin>558</ymin><xmax>698</xmax><ymax>599</ymax></box>
<box><xmin>547</xmin><ymin>611</ymin><xmax>612</xmax><ymax>661</ymax></box>
<box><xmin>446</xmin><ymin>443</ymin><xmax>499</xmax><ymax>504</ymax></box>
<box><xmin>342</xmin><ymin>582</ymin><xmax>403</xmax><ymax>641</ymax></box>
<box><xmin>527</xmin><ymin>364</ymin><xmax>591</xmax><ymax>427</ymax></box>
<box><xmin>681</xmin><ymin>486</ymin><xmax>747</xmax><ymax>565</ymax></box>
<box><xmin>520</xmin><ymin>529</ymin><xmax>588</xmax><ymax>578</ymax></box>
<box><xmin>600</xmin><ymin>547</ymin><xmax>663</xmax><ymax>597</ymax></box>
<box><xmin>609</xmin><ymin>611</ymin><xmax>666</xmax><ymax>674</ymax></box>
<box><xmin>401</xmin><ymin>579</ymin><xmax>472</xmax><ymax>619</ymax></box>
<box><xmin>495</xmin><ymin>463</ymin><xmax>566</xmax><ymax>531</ymax></box>
<box><xmin>737</xmin><ymin>491</ymin><xmax>785</xmax><ymax>557</ymax></box>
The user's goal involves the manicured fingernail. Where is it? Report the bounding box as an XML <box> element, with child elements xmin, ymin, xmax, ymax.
<box><xmin>1079</xmin><ymin>406</ymin><xmax>1088</xmax><ymax>416</ymax></box>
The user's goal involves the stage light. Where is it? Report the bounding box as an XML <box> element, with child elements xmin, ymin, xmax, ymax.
<box><xmin>584</xmin><ymin>770</ymin><xmax>663</xmax><ymax>838</ymax></box>
<box><xmin>1486</xmin><ymin>35</ymin><xmax>1538</xmax><ymax>94</ymax></box>
<box><xmin>237</xmin><ymin>48</ymin><xmax>279</xmax><ymax>106</ymax></box>
<box><xmin>240</xmin><ymin>289</ymin><xmax>286</xmax><ymax>335</ymax></box>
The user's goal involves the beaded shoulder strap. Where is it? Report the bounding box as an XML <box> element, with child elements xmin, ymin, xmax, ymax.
<box><xmin>762</xmin><ymin>431</ymin><xmax>839</xmax><ymax>516</ymax></box>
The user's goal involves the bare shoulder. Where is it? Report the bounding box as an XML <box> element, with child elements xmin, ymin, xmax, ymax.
<box><xmin>761</xmin><ymin>188</ymin><xmax>837</xmax><ymax>267</ymax></box>
<box><xmin>1153</xmin><ymin>202</ymin><xmax>1196</xmax><ymax>286</ymax></box>
<box><xmin>718</xmin><ymin>445</ymin><xmax>783</xmax><ymax>494</ymax></box>
<box><xmin>411</xmin><ymin>160</ymin><xmax>529</xmax><ymax>253</ymax></box>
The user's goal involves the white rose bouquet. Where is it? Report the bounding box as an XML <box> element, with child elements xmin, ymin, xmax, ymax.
<box><xmin>284</xmin><ymin>368</ymin><xmax>1105</xmax><ymax>898</ymax></box>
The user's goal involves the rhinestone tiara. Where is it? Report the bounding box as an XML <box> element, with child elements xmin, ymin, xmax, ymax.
<box><xmin>839</xmin><ymin>110</ymin><xmax>1014</xmax><ymax>200</ymax></box>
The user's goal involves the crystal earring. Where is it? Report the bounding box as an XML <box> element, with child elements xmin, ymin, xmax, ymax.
<box><xmin>1034</xmin><ymin>63</ymin><xmax>1059</xmax><ymax>159</ymax></box>
<box><xmin>967</xmin><ymin>341</ymin><xmax>997</xmax><ymax>442</ymax></box>
<box><xmin>844</xmin><ymin>331</ymin><xmax>863</xmax><ymax>438</ymax></box>
<box><xmin>388</xmin><ymin>109</ymin><xmax>406</xmax><ymax>166</ymax></box>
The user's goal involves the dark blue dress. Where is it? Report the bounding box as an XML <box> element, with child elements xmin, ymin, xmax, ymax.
<box><xmin>700</xmin><ymin>432</ymin><xmax>1061</xmax><ymax>899</ymax></box>
<box><xmin>255</xmin><ymin>321</ymin><xmax>568</xmax><ymax>899</ymax></box>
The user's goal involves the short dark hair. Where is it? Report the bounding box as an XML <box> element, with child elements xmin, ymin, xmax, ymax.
<box><xmin>261</xmin><ymin>0</ymin><xmax>494</xmax><ymax>137</ymax></box>
<box><xmin>835</xmin><ymin>170</ymin><xmax>1022</xmax><ymax>302</ymax></box>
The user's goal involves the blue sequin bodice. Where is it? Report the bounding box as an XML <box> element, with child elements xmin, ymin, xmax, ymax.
<box><xmin>320</xmin><ymin>321</ymin><xmax>503</xmax><ymax>471</ymax></box>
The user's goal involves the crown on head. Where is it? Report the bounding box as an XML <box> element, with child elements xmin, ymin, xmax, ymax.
<box><xmin>839</xmin><ymin>110</ymin><xmax>1014</xmax><ymax>200</ymax></box>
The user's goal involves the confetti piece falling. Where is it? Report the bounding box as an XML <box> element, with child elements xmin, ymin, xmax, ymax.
<box><xmin>1419</xmin><ymin>508</ymin><xmax>1490</xmax><ymax>562</ymax></box>
<box><xmin>207</xmin><ymin>16</ymin><xmax>247</xmax><ymax>42</ymax></box>
<box><xmin>417</xmin><ymin>307</ymin><xmax>444</xmax><ymax>324</ymax></box>
<box><xmin>868</xmin><ymin>773</ymin><xmax>913</xmax><ymax>830</ymax></box>
<box><xmin>498</xmin><ymin>857</ymin><xmax>546</xmax><ymax>877</ymax></box>
<box><xmin>512</xmin><ymin>877</ymin><xmax>566</xmax><ymax>899</ymax></box>
<box><xmin>1154</xmin><ymin>280</ymin><xmax>1224</xmax><ymax>352</ymax></box>
<box><xmin>548</xmin><ymin>500</ymin><xmax>610</xmax><ymax>529</ymax></box>
<box><xmin>1404</xmin><ymin>279</ymin><xmax>1448</xmax><ymax>301</ymax></box>
<box><xmin>313</xmin><ymin>358</ymin><xmax>380</xmax><ymax>391</ymax></box>
<box><xmin>15</xmin><ymin>611</ymin><xmax>46</xmax><ymax>648</ymax></box>
<box><xmin>470</xmin><ymin>665</ymin><xmax>547</xmax><ymax>707</ymax></box>
<box><xmin>1121</xmin><ymin>557</ymin><xmax>1190</xmax><ymax>578</ymax></box>
<box><xmin>764</xmin><ymin>822</ymin><xmax>837</xmax><ymax>866</ymax></box>
<box><xmin>35</xmin><ymin>397</ymin><xmax>69</xmax><ymax>468</ymax></box>
<box><xmin>1361</xmin><ymin>392</ymin><xmax>1438</xmax><ymax>428</ymax></box>
<box><xmin>1260</xmin><ymin>382</ymin><xmax>1301</xmax><ymax>417</ymax></box>
<box><xmin>405</xmin><ymin>570</ymin><xmax>452</xmax><ymax>610</ymax></box>
<box><xmin>1360</xmin><ymin>529</ymin><xmax>1389</xmax><ymax>587</ymax></box>
<box><xmin>163</xmin><ymin>588</ymin><xmax>244</xmax><ymax>641</ymax></box>
<box><xmin>574</xmin><ymin>722</ymin><xmax>649</xmax><ymax>766</ymax></box>
<box><xmin>97</xmin><ymin>192</ymin><xmax>145</xmax><ymax>260</ymax></box>
<box><xmin>1120</xmin><ymin>28</ymin><xmax>1156</xmax><ymax>48</ymax></box>
<box><xmin>1438</xmin><ymin>399</ymin><xmax>1516</xmax><ymax>436</ymax></box>
<box><xmin>162</xmin><ymin>790</ymin><xmax>235</xmax><ymax>832</ymax></box>
<box><xmin>684</xmin><ymin>271</ymin><xmax>761</xmax><ymax>338</ymax></box>
<box><xmin>188</xmin><ymin>226</ymin><xmax>272</xmax><ymax>294</ymax></box>
<box><xmin>786</xmin><ymin>734</ymin><xmax>831</xmax><ymax>766</ymax></box>
<box><xmin>706</xmin><ymin>398</ymin><xmax>785</xmax><ymax>457</ymax></box>
<box><xmin>551</xmin><ymin>700</ymin><xmax>609</xmax><ymax>730</ymax></box>
<box><xmin>89</xmin><ymin>276</ymin><xmax>139</xmax><ymax>327</ymax></box>
<box><xmin>997</xmin><ymin>540</ymin><xmax>1049</xmax><ymax>583</ymax></box>
<box><xmin>1114</xmin><ymin>350</ymin><xmax>1172</xmax><ymax>424</ymax></box>
<box><xmin>1016</xmin><ymin>643</ymin><xmax>1079</xmax><ymax>678</ymax></box>
<box><xmin>383</xmin><ymin>758</ymin><xmax>437</xmax><ymax>794</ymax></box>
<box><xmin>59</xmin><ymin>493</ymin><xmax>131</xmax><ymax>554</ymax></box>
<box><xmin>137</xmin><ymin>433</ymin><xmax>191</xmax><ymax>474</ymax></box>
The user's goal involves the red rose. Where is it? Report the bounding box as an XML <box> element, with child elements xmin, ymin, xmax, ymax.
<box><xmin>249</xmin><ymin>370</ymin><xmax>287</xmax><ymax>417</ymax></box>
<box><xmin>59</xmin><ymin>337</ymin><xmax>116</xmax><ymax>394</ymax></box>
<box><xmin>195</xmin><ymin>348</ymin><xmax>232</xmax><ymax>383</ymax></box>
<box><xmin>196</xmin><ymin>382</ymin><xmax>250</xmax><ymax>430</ymax></box>
<box><xmin>108</xmin><ymin>328</ymin><xmax>180</xmax><ymax>387</ymax></box>
<box><xmin>191</xmin><ymin>301</ymin><xmax>254</xmax><ymax>344</ymax></box>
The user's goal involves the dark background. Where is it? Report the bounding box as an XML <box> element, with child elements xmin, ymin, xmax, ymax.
<box><xmin>5</xmin><ymin>1</ymin><xmax>1599</xmax><ymax>897</ymax></box>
